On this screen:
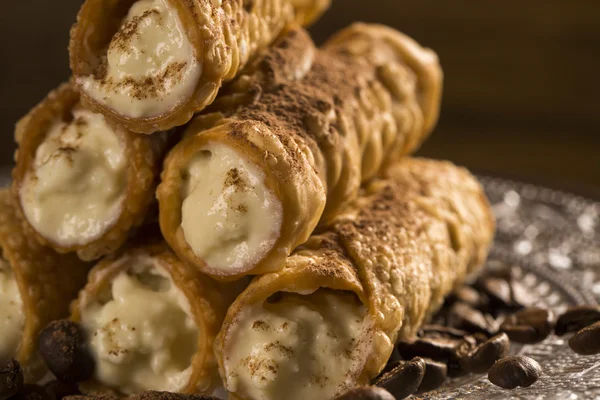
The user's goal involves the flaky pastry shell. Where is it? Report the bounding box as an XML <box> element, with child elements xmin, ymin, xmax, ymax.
<box><xmin>0</xmin><ymin>189</ymin><xmax>90</xmax><ymax>380</ymax></box>
<box><xmin>70</xmin><ymin>241</ymin><xmax>246</xmax><ymax>396</ymax></box>
<box><xmin>215</xmin><ymin>158</ymin><xmax>495</xmax><ymax>398</ymax></box>
<box><xmin>158</xmin><ymin>25</ymin><xmax>443</xmax><ymax>279</ymax></box>
<box><xmin>12</xmin><ymin>82</ymin><xmax>168</xmax><ymax>261</ymax></box>
<box><xmin>69</xmin><ymin>0</ymin><xmax>328</xmax><ymax>133</ymax></box>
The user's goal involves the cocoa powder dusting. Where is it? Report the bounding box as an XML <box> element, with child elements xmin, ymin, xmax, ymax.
<box><xmin>93</xmin><ymin>8</ymin><xmax>188</xmax><ymax>100</ymax></box>
<box><xmin>217</xmin><ymin>28</ymin><xmax>377</xmax><ymax>186</ymax></box>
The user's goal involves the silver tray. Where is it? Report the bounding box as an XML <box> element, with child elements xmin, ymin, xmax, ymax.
<box><xmin>422</xmin><ymin>175</ymin><xmax>600</xmax><ymax>400</ymax></box>
<box><xmin>1</xmin><ymin>167</ymin><xmax>599</xmax><ymax>399</ymax></box>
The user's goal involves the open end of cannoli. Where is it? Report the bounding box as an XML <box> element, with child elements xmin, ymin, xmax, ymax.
<box><xmin>80</xmin><ymin>256</ymin><xmax>198</xmax><ymax>394</ymax></box>
<box><xmin>222</xmin><ymin>289</ymin><xmax>373</xmax><ymax>400</ymax></box>
<box><xmin>75</xmin><ymin>0</ymin><xmax>202</xmax><ymax>118</ymax></box>
<box><xmin>19</xmin><ymin>106</ymin><xmax>127</xmax><ymax>248</ymax></box>
<box><xmin>0</xmin><ymin>256</ymin><xmax>24</xmax><ymax>364</ymax></box>
<box><xmin>180</xmin><ymin>142</ymin><xmax>283</xmax><ymax>276</ymax></box>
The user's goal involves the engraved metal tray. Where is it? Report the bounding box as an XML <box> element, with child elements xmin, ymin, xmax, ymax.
<box><xmin>1</xmin><ymin>167</ymin><xmax>599</xmax><ymax>399</ymax></box>
<box><xmin>421</xmin><ymin>175</ymin><xmax>600</xmax><ymax>400</ymax></box>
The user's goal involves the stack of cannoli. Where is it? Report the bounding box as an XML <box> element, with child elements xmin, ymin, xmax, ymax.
<box><xmin>3</xmin><ymin>1</ymin><xmax>495</xmax><ymax>399</ymax></box>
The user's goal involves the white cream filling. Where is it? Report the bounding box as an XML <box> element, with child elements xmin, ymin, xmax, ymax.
<box><xmin>81</xmin><ymin>257</ymin><xmax>198</xmax><ymax>394</ymax></box>
<box><xmin>224</xmin><ymin>290</ymin><xmax>372</xmax><ymax>400</ymax></box>
<box><xmin>0</xmin><ymin>258</ymin><xmax>24</xmax><ymax>365</ymax></box>
<box><xmin>78</xmin><ymin>0</ymin><xmax>202</xmax><ymax>118</ymax></box>
<box><xmin>20</xmin><ymin>107</ymin><xmax>127</xmax><ymax>247</ymax></box>
<box><xmin>180</xmin><ymin>143</ymin><xmax>282</xmax><ymax>274</ymax></box>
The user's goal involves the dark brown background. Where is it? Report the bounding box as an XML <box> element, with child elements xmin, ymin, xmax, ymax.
<box><xmin>2</xmin><ymin>0</ymin><xmax>599</xmax><ymax>191</ymax></box>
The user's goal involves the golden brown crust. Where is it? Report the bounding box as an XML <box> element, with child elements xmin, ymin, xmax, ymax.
<box><xmin>290</xmin><ymin>0</ymin><xmax>331</xmax><ymax>26</ymax></box>
<box><xmin>12</xmin><ymin>82</ymin><xmax>168</xmax><ymax>261</ymax></box>
<box><xmin>69</xmin><ymin>0</ymin><xmax>314</xmax><ymax>133</ymax></box>
<box><xmin>215</xmin><ymin>159</ymin><xmax>495</xmax><ymax>395</ymax></box>
<box><xmin>70</xmin><ymin>240</ymin><xmax>243</xmax><ymax>395</ymax></box>
<box><xmin>158</xmin><ymin>25</ymin><xmax>443</xmax><ymax>279</ymax></box>
<box><xmin>0</xmin><ymin>189</ymin><xmax>90</xmax><ymax>380</ymax></box>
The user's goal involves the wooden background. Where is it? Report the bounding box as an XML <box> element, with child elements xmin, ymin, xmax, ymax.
<box><xmin>2</xmin><ymin>0</ymin><xmax>599</xmax><ymax>191</ymax></box>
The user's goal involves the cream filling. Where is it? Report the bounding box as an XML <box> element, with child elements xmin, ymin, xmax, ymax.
<box><xmin>20</xmin><ymin>107</ymin><xmax>127</xmax><ymax>247</ymax></box>
<box><xmin>224</xmin><ymin>290</ymin><xmax>372</xmax><ymax>400</ymax></box>
<box><xmin>81</xmin><ymin>257</ymin><xmax>198</xmax><ymax>394</ymax></box>
<box><xmin>180</xmin><ymin>143</ymin><xmax>282</xmax><ymax>274</ymax></box>
<box><xmin>78</xmin><ymin>0</ymin><xmax>202</xmax><ymax>118</ymax></box>
<box><xmin>0</xmin><ymin>258</ymin><xmax>24</xmax><ymax>364</ymax></box>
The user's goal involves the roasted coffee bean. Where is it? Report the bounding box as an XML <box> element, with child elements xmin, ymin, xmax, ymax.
<box><xmin>379</xmin><ymin>360</ymin><xmax>402</xmax><ymax>377</ymax></box>
<box><xmin>478</xmin><ymin>277</ymin><xmax>515</xmax><ymax>310</ymax></box>
<box><xmin>555</xmin><ymin>306</ymin><xmax>600</xmax><ymax>336</ymax></box>
<box><xmin>568</xmin><ymin>321</ymin><xmax>600</xmax><ymax>355</ymax></box>
<box><xmin>0</xmin><ymin>358</ymin><xmax>24</xmax><ymax>400</ymax></box>
<box><xmin>488</xmin><ymin>356</ymin><xmax>542</xmax><ymax>389</ymax></box>
<box><xmin>38</xmin><ymin>320</ymin><xmax>95</xmax><ymax>382</ymax></box>
<box><xmin>418</xmin><ymin>325</ymin><xmax>469</xmax><ymax>340</ymax></box>
<box><xmin>448</xmin><ymin>303</ymin><xmax>495</xmax><ymax>335</ymax></box>
<box><xmin>12</xmin><ymin>385</ymin><xmax>52</xmax><ymax>400</ymax></box>
<box><xmin>446</xmin><ymin>338</ymin><xmax>477</xmax><ymax>378</ymax></box>
<box><xmin>375</xmin><ymin>357</ymin><xmax>425</xmax><ymax>399</ymax></box>
<box><xmin>396</xmin><ymin>337</ymin><xmax>458</xmax><ymax>362</ymax></box>
<box><xmin>451</xmin><ymin>286</ymin><xmax>483</xmax><ymax>309</ymax></box>
<box><xmin>500</xmin><ymin>307</ymin><xmax>554</xmax><ymax>344</ymax></box>
<box><xmin>510</xmin><ymin>281</ymin><xmax>536</xmax><ymax>308</ymax></box>
<box><xmin>459</xmin><ymin>333</ymin><xmax>510</xmax><ymax>374</ymax></box>
<box><xmin>335</xmin><ymin>386</ymin><xmax>395</xmax><ymax>400</ymax></box>
<box><xmin>44</xmin><ymin>381</ymin><xmax>79</xmax><ymax>400</ymax></box>
<box><xmin>417</xmin><ymin>358</ymin><xmax>447</xmax><ymax>393</ymax></box>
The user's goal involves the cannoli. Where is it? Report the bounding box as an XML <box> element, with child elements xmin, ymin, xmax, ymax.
<box><xmin>0</xmin><ymin>189</ymin><xmax>89</xmax><ymax>380</ymax></box>
<box><xmin>69</xmin><ymin>0</ymin><xmax>329</xmax><ymax>134</ymax></box>
<box><xmin>214</xmin><ymin>158</ymin><xmax>495</xmax><ymax>400</ymax></box>
<box><xmin>70</xmin><ymin>241</ymin><xmax>245</xmax><ymax>396</ymax></box>
<box><xmin>157</xmin><ymin>25</ymin><xmax>443</xmax><ymax>280</ymax></box>
<box><xmin>12</xmin><ymin>83</ymin><xmax>168</xmax><ymax>261</ymax></box>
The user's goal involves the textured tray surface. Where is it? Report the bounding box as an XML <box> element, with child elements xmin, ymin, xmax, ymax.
<box><xmin>422</xmin><ymin>175</ymin><xmax>600</xmax><ymax>400</ymax></box>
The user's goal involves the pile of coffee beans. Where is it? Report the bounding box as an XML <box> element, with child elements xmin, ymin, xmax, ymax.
<box><xmin>0</xmin><ymin>358</ymin><xmax>79</xmax><ymax>400</ymax></box>
<box><xmin>335</xmin><ymin>264</ymin><xmax>600</xmax><ymax>399</ymax></box>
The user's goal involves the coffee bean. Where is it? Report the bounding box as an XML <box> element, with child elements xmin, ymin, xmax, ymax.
<box><xmin>478</xmin><ymin>277</ymin><xmax>515</xmax><ymax>310</ymax></box>
<box><xmin>396</xmin><ymin>337</ymin><xmax>458</xmax><ymax>362</ymax></box>
<box><xmin>12</xmin><ymin>385</ymin><xmax>52</xmax><ymax>400</ymax></box>
<box><xmin>44</xmin><ymin>381</ymin><xmax>79</xmax><ymax>400</ymax></box>
<box><xmin>459</xmin><ymin>333</ymin><xmax>510</xmax><ymax>374</ymax></box>
<box><xmin>38</xmin><ymin>320</ymin><xmax>95</xmax><ymax>382</ymax></box>
<box><xmin>335</xmin><ymin>386</ymin><xmax>395</xmax><ymax>400</ymax></box>
<box><xmin>418</xmin><ymin>324</ymin><xmax>470</xmax><ymax>340</ymax></box>
<box><xmin>568</xmin><ymin>321</ymin><xmax>600</xmax><ymax>355</ymax></box>
<box><xmin>500</xmin><ymin>307</ymin><xmax>554</xmax><ymax>344</ymax></box>
<box><xmin>510</xmin><ymin>281</ymin><xmax>536</xmax><ymax>308</ymax></box>
<box><xmin>374</xmin><ymin>357</ymin><xmax>425</xmax><ymax>399</ymax></box>
<box><xmin>488</xmin><ymin>356</ymin><xmax>542</xmax><ymax>389</ymax></box>
<box><xmin>452</xmin><ymin>286</ymin><xmax>483</xmax><ymax>309</ymax></box>
<box><xmin>555</xmin><ymin>306</ymin><xmax>600</xmax><ymax>336</ymax></box>
<box><xmin>416</xmin><ymin>358</ymin><xmax>447</xmax><ymax>393</ymax></box>
<box><xmin>448</xmin><ymin>303</ymin><xmax>495</xmax><ymax>335</ymax></box>
<box><xmin>0</xmin><ymin>359</ymin><xmax>24</xmax><ymax>400</ymax></box>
